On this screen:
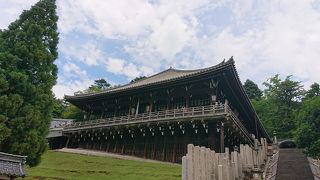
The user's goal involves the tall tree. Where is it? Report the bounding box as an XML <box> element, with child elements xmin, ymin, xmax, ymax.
<box><xmin>306</xmin><ymin>82</ymin><xmax>320</xmax><ymax>98</ymax></box>
<box><xmin>294</xmin><ymin>96</ymin><xmax>320</xmax><ymax>158</ymax></box>
<box><xmin>255</xmin><ymin>75</ymin><xmax>305</xmax><ymax>138</ymax></box>
<box><xmin>243</xmin><ymin>79</ymin><xmax>263</xmax><ymax>100</ymax></box>
<box><xmin>0</xmin><ymin>0</ymin><xmax>58</xmax><ymax>166</ymax></box>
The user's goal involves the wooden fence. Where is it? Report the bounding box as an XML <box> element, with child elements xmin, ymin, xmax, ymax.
<box><xmin>308</xmin><ymin>158</ymin><xmax>320</xmax><ymax>180</ymax></box>
<box><xmin>182</xmin><ymin>138</ymin><xmax>268</xmax><ymax>180</ymax></box>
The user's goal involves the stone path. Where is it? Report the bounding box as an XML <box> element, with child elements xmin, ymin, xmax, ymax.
<box><xmin>56</xmin><ymin>148</ymin><xmax>178</xmax><ymax>165</ymax></box>
<box><xmin>276</xmin><ymin>149</ymin><xmax>313</xmax><ymax>180</ymax></box>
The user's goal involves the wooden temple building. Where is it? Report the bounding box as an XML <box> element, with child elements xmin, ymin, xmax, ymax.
<box><xmin>63</xmin><ymin>58</ymin><xmax>270</xmax><ymax>163</ymax></box>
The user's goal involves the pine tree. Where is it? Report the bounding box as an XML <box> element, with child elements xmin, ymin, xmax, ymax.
<box><xmin>0</xmin><ymin>0</ymin><xmax>58</xmax><ymax>166</ymax></box>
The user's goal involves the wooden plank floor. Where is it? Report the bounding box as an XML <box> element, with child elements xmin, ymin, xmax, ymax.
<box><xmin>276</xmin><ymin>149</ymin><xmax>313</xmax><ymax>180</ymax></box>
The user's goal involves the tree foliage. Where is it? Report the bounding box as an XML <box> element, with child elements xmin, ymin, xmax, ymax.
<box><xmin>253</xmin><ymin>75</ymin><xmax>305</xmax><ymax>138</ymax></box>
<box><xmin>294</xmin><ymin>95</ymin><xmax>320</xmax><ymax>158</ymax></box>
<box><xmin>243</xmin><ymin>79</ymin><xmax>262</xmax><ymax>100</ymax></box>
<box><xmin>306</xmin><ymin>82</ymin><xmax>320</xmax><ymax>98</ymax></box>
<box><xmin>75</xmin><ymin>78</ymin><xmax>111</xmax><ymax>94</ymax></box>
<box><xmin>130</xmin><ymin>76</ymin><xmax>147</xmax><ymax>83</ymax></box>
<box><xmin>249</xmin><ymin>75</ymin><xmax>319</xmax><ymax>157</ymax></box>
<box><xmin>0</xmin><ymin>0</ymin><xmax>58</xmax><ymax>166</ymax></box>
<box><xmin>62</xmin><ymin>103</ymin><xmax>84</xmax><ymax>121</ymax></box>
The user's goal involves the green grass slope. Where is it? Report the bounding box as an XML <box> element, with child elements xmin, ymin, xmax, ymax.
<box><xmin>22</xmin><ymin>151</ymin><xmax>181</xmax><ymax>180</ymax></box>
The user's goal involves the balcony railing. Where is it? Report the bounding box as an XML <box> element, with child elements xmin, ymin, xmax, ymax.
<box><xmin>63</xmin><ymin>103</ymin><xmax>253</xmax><ymax>143</ymax></box>
<box><xmin>63</xmin><ymin>103</ymin><xmax>226</xmax><ymax>131</ymax></box>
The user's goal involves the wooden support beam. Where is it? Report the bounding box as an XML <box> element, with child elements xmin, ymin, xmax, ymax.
<box><xmin>172</xmin><ymin>132</ymin><xmax>177</xmax><ymax>163</ymax></box>
<box><xmin>220</xmin><ymin>122</ymin><xmax>225</xmax><ymax>153</ymax></box>
<box><xmin>143</xmin><ymin>133</ymin><xmax>148</xmax><ymax>159</ymax></box>
<box><xmin>162</xmin><ymin>132</ymin><xmax>166</xmax><ymax>161</ymax></box>
<box><xmin>121</xmin><ymin>135</ymin><xmax>125</xmax><ymax>154</ymax></box>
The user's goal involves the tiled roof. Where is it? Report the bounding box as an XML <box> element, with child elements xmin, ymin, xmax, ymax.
<box><xmin>0</xmin><ymin>152</ymin><xmax>26</xmax><ymax>177</ymax></box>
<box><xmin>65</xmin><ymin>59</ymin><xmax>232</xmax><ymax>99</ymax></box>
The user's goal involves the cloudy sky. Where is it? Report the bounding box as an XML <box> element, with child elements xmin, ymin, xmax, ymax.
<box><xmin>1</xmin><ymin>0</ymin><xmax>320</xmax><ymax>98</ymax></box>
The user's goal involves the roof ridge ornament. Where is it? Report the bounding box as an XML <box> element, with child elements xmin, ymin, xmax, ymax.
<box><xmin>228</xmin><ymin>56</ymin><xmax>235</xmax><ymax>63</ymax></box>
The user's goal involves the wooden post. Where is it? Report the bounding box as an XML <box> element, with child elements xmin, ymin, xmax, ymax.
<box><xmin>121</xmin><ymin>134</ymin><xmax>126</xmax><ymax>154</ymax></box>
<box><xmin>162</xmin><ymin>132</ymin><xmax>166</xmax><ymax>161</ymax></box>
<box><xmin>172</xmin><ymin>134</ymin><xmax>177</xmax><ymax>163</ymax></box>
<box><xmin>220</xmin><ymin>122</ymin><xmax>225</xmax><ymax>153</ymax></box>
<box><xmin>200</xmin><ymin>147</ymin><xmax>206</xmax><ymax>180</ymax></box>
<box><xmin>136</xmin><ymin>98</ymin><xmax>140</xmax><ymax>115</ymax></box>
<box><xmin>187</xmin><ymin>144</ymin><xmax>194</xmax><ymax>180</ymax></box>
<box><xmin>194</xmin><ymin>146</ymin><xmax>201</xmax><ymax>180</ymax></box>
<box><xmin>143</xmin><ymin>133</ymin><xmax>148</xmax><ymax>159</ymax></box>
<box><xmin>218</xmin><ymin>165</ymin><xmax>223</xmax><ymax>180</ymax></box>
<box><xmin>65</xmin><ymin>136</ymin><xmax>70</xmax><ymax>148</ymax></box>
<box><xmin>182</xmin><ymin>156</ymin><xmax>188</xmax><ymax>180</ymax></box>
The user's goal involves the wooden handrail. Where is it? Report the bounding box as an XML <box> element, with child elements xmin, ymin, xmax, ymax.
<box><xmin>64</xmin><ymin>104</ymin><xmax>223</xmax><ymax>130</ymax></box>
<box><xmin>63</xmin><ymin>102</ymin><xmax>254</xmax><ymax>145</ymax></box>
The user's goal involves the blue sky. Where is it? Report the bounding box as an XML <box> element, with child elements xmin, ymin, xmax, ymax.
<box><xmin>1</xmin><ymin>0</ymin><xmax>320</xmax><ymax>98</ymax></box>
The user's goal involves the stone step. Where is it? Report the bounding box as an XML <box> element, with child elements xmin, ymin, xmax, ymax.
<box><xmin>276</xmin><ymin>149</ymin><xmax>313</xmax><ymax>180</ymax></box>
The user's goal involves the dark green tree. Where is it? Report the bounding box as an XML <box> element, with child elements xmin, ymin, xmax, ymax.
<box><xmin>243</xmin><ymin>79</ymin><xmax>263</xmax><ymax>100</ymax></box>
<box><xmin>0</xmin><ymin>0</ymin><xmax>58</xmax><ymax>166</ymax></box>
<box><xmin>130</xmin><ymin>76</ymin><xmax>147</xmax><ymax>83</ymax></box>
<box><xmin>306</xmin><ymin>82</ymin><xmax>320</xmax><ymax>98</ymax></box>
<box><xmin>75</xmin><ymin>78</ymin><xmax>111</xmax><ymax>94</ymax></box>
<box><xmin>294</xmin><ymin>96</ymin><xmax>320</xmax><ymax>158</ymax></box>
<box><xmin>52</xmin><ymin>98</ymin><xmax>67</xmax><ymax>118</ymax></box>
<box><xmin>92</xmin><ymin>78</ymin><xmax>110</xmax><ymax>90</ymax></box>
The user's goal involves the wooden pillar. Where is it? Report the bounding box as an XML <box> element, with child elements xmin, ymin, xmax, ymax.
<box><xmin>153</xmin><ymin>132</ymin><xmax>157</xmax><ymax>159</ymax></box>
<box><xmin>220</xmin><ymin>122</ymin><xmax>225</xmax><ymax>153</ymax></box>
<box><xmin>128</xmin><ymin>103</ymin><xmax>132</xmax><ymax>115</ymax></box>
<box><xmin>172</xmin><ymin>132</ymin><xmax>177</xmax><ymax>163</ymax></box>
<box><xmin>162</xmin><ymin>131</ymin><xmax>166</xmax><ymax>161</ymax></box>
<box><xmin>106</xmin><ymin>136</ymin><xmax>110</xmax><ymax>152</ymax></box>
<box><xmin>121</xmin><ymin>135</ymin><xmax>126</xmax><ymax>154</ymax></box>
<box><xmin>132</xmin><ymin>135</ymin><xmax>136</xmax><ymax>156</ymax></box>
<box><xmin>136</xmin><ymin>98</ymin><xmax>140</xmax><ymax>115</ymax></box>
<box><xmin>143</xmin><ymin>133</ymin><xmax>148</xmax><ymax>159</ymax></box>
<box><xmin>185</xmin><ymin>95</ymin><xmax>189</xmax><ymax>108</ymax></box>
<box><xmin>65</xmin><ymin>136</ymin><xmax>70</xmax><ymax>148</ymax></box>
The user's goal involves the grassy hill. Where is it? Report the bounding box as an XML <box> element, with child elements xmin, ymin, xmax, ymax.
<box><xmin>22</xmin><ymin>151</ymin><xmax>181</xmax><ymax>180</ymax></box>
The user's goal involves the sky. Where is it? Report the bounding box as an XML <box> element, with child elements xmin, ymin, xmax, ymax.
<box><xmin>0</xmin><ymin>0</ymin><xmax>320</xmax><ymax>99</ymax></box>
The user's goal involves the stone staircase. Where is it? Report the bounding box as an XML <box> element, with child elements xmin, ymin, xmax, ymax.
<box><xmin>276</xmin><ymin>149</ymin><xmax>313</xmax><ymax>180</ymax></box>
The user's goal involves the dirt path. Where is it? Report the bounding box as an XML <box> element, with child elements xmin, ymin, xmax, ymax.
<box><xmin>56</xmin><ymin>148</ymin><xmax>179</xmax><ymax>165</ymax></box>
<box><xmin>276</xmin><ymin>149</ymin><xmax>313</xmax><ymax>180</ymax></box>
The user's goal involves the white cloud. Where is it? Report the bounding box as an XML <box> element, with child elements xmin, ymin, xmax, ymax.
<box><xmin>105</xmin><ymin>58</ymin><xmax>146</xmax><ymax>79</ymax></box>
<box><xmin>196</xmin><ymin>0</ymin><xmax>320</xmax><ymax>87</ymax></box>
<box><xmin>60</xmin><ymin>41</ymin><xmax>102</xmax><ymax>66</ymax></box>
<box><xmin>0</xmin><ymin>0</ymin><xmax>38</xmax><ymax>29</ymax></box>
<box><xmin>53</xmin><ymin>63</ymin><xmax>94</xmax><ymax>98</ymax></box>
<box><xmin>2</xmin><ymin>0</ymin><xmax>320</xmax><ymax>98</ymax></box>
